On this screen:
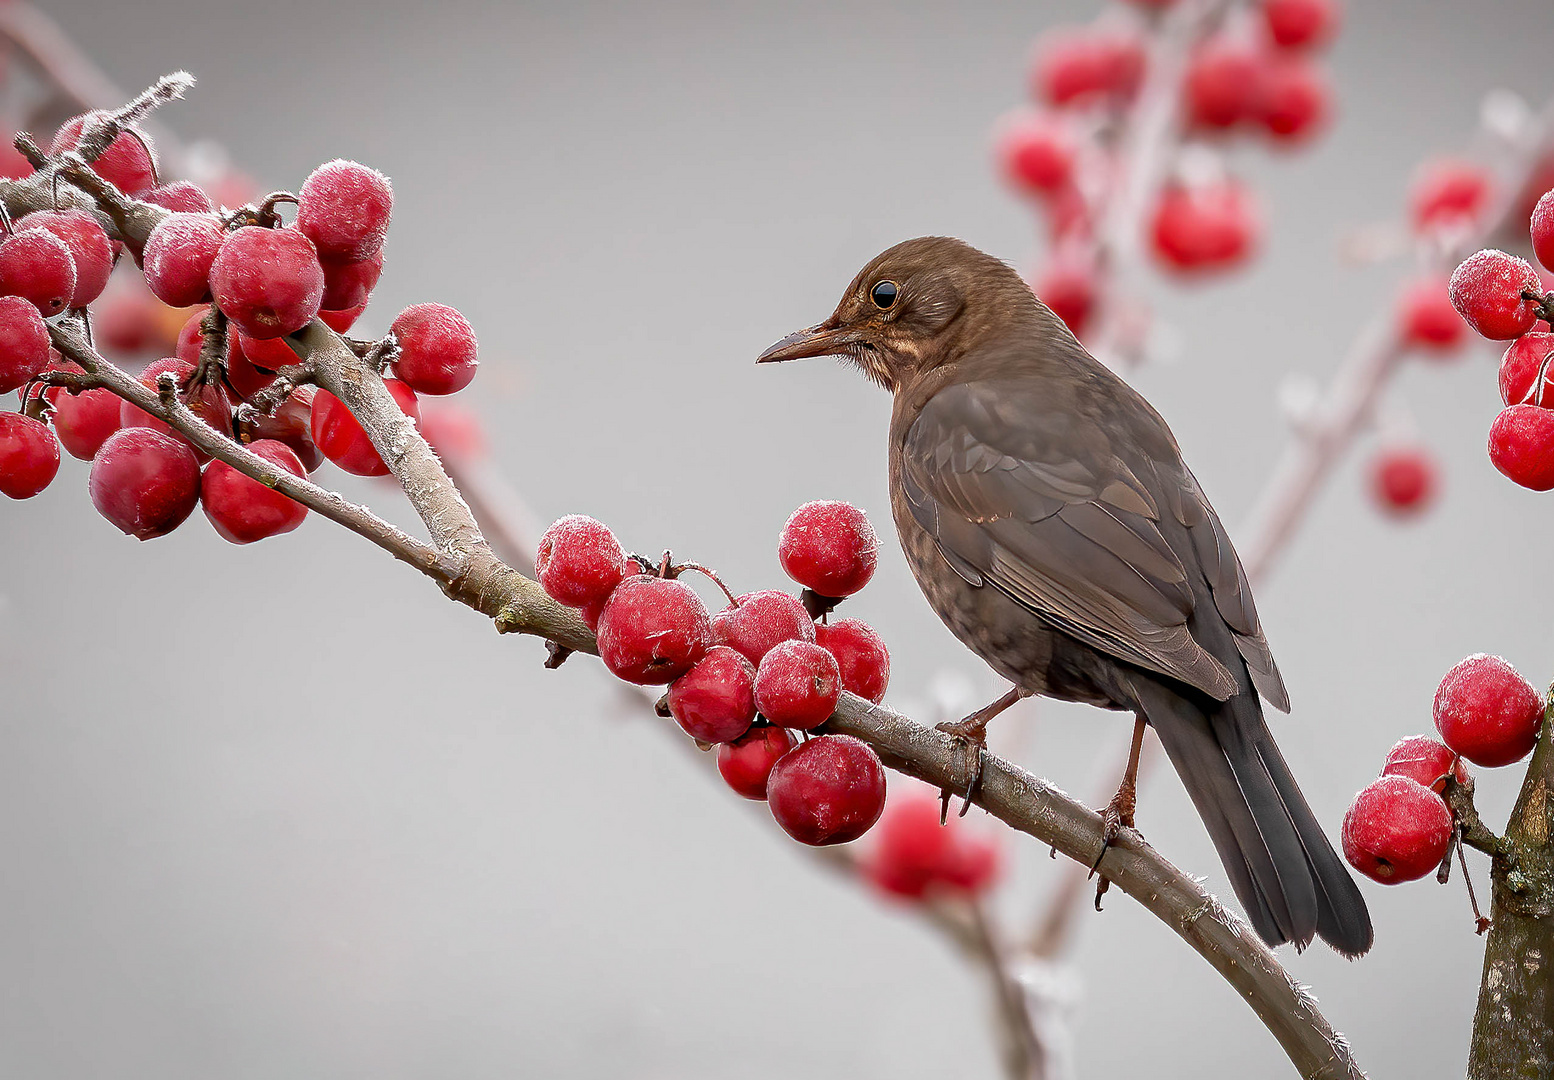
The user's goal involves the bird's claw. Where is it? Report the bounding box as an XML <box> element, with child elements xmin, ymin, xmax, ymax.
<box><xmin>934</xmin><ymin>716</ymin><xmax>989</xmax><ymax>823</ymax></box>
<box><xmin>1089</xmin><ymin>786</ymin><xmax>1138</xmax><ymax>910</ymax></box>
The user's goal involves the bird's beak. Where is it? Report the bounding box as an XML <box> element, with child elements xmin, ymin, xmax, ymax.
<box><xmin>756</xmin><ymin>321</ymin><xmax>856</xmax><ymax>363</ymax></box>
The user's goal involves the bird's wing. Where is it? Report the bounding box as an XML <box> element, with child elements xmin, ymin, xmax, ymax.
<box><xmin>902</xmin><ymin>378</ymin><xmax>1286</xmax><ymax>709</ymax></box>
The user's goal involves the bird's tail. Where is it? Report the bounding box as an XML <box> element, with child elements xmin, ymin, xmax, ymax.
<box><xmin>1133</xmin><ymin>680</ymin><xmax>1373</xmax><ymax>957</ymax></box>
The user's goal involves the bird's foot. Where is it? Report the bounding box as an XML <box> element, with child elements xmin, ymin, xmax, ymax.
<box><xmin>933</xmin><ymin>715</ymin><xmax>991</xmax><ymax>823</ymax></box>
<box><xmin>1089</xmin><ymin>777</ymin><xmax>1139</xmax><ymax>911</ymax></box>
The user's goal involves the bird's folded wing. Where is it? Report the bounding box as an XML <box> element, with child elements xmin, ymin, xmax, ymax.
<box><xmin>902</xmin><ymin>379</ymin><xmax>1285</xmax><ymax>708</ymax></box>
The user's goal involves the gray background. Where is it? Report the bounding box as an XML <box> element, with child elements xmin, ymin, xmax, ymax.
<box><xmin>5</xmin><ymin>1</ymin><xmax>1553</xmax><ymax>1076</ymax></box>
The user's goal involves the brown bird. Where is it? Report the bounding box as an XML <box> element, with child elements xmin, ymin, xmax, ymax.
<box><xmin>758</xmin><ymin>236</ymin><xmax>1372</xmax><ymax>956</ymax></box>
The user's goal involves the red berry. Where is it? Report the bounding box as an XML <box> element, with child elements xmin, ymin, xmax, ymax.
<box><xmin>317</xmin><ymin>304</ymin><xmax>366</xmax><ymax>334</ymax></box>
<box><xmin>862</xmin><ymin>787</ymin><xmax>1000</xmax><ymax>900</ymax></box>
<box><xmin>777</xmin><ymin>500</ymin><xmax>879</xmax><ymax>598</ymax></box>
<box><xmin>200</xmin><ymin>438</ymin><xmax>308</xmax><ymax>544</ymax></box>
<box><xmin>209</xmin><ymin>226</ymin><xmax>325</xmax><ymax>340</ymax></box>
<box><xmin>717</xmin><ymin>726</ymin><xmax>797</xmax><ymax>801</ymax></box>
<box><xmin>1184</xmin><ymin>37</ymin><xmax>1260</xmax><ymax>130</ymax></box>
<box><xmin>709</xmin><ymin>589</ymin><xmax>815</xmax><ymax>665</ymax></box>
<box><xmin>1397</xmin><ymin>276</ymin><xmax>1466</xmax><ymax>352</ymax></box>
<box><xmin>1032</xmin><ymin>27</ymin><xmax>1145</xmax><ymax>107</ymax></box>
<box><xmin>50</xmin><ymin>111</ymin><xmax>157</xmax><ymax>195</ymax></box>
<box><xmin>296</xmin><ymin>160</ymin><xmax>393</xmax><ymax>262</ymax></box>
<box><xmin>18</xmin><ymin>210</ymin><xmax>113</xmax><ymax>307</ymax></box>
<box><xmin>535</xmin><ymin>515</ymin><xmax>627</xmax><ymax>607</ymax></box>
<box><xmin>1434</xmin><ymin>654</ymin><xmax>1545</xmax><ymax>767</ymax></box>
<box><xmin>1369</xmin><ymin>445</ymin><xmax>1437</xmax><ymax>516</ymax></box>
<box><xmin>595</xmin><ymin>575</ymin><xmax>710</xmax><ymax>685</ymax></box>
<box><xmin>1530</xmin><ymin>189</ymin><xmax>1554</xmax><ymax>277</ymax></box>
<box><xmin>142</xmin><ymin>213</ymin><xmax>224</xmax><ymax>308</ymax></box>
<box><xmin>1255</xmin><ymin>56</ymin><xmax>1330</xmax><ymax>143</ymax></box>
<box><xmin>814</xmin><ymin>618</ymin><xmax>890</xmax><ymax>704</ymax></box>
<box><xmin>120</xmin><ymin>356</ymin><xmax>232</xmax><ymax>462</ymax></box>
<box><xmin>52</xmin><ymin>385</ymin><xmax>122</xmax><ymax>460</ymax></box>
<box><xmin>0</xmin><ymin>228</ymin><xmax>76</xmax><ymax>316</ymax></box>
<box><xmin>241</xmin><ymin>385</ymin><xmax>322</xmax><ymax>472</ymax></box>
<box><xmin>667</xmin><ymin>645</ymin><xmax>758</xmax><ymax>743</ymax></box>
<box><xmin>140</xmin><ymin>181</ymin><xmax>215</xmax><ymax>215</ymax></box>
<box><xmin>93</xmin><ymin>285</ymin><xmax>164</xmax><ymax>358</ymax></box>
<box><xmin>175</xmin><ymin>308</ymin><xmax>213</xmax><ymax>365</ymax></box>
<box><xmin>993</xmin><ymin>112</ymin><xmax>1077</xmax><ymax>197</ymax></box>
<box><xmin>1149</xmin><ymin>180</ymin><xmax>1259</xmax><ymax>274</ymax></box>
<box><xmin>0</xmin><ymin>294</ymin><xmax>50</xmax><ymax>393</ymax></box>
<box><xmin>1381</xmin><ymin>735</ymin><xmax>1468</xmax><ymax>794</ymax></box>
<box><xmin>88</xmin><ymin>426</ymin><xmax>200</xmax><ymax>539</ymax></box>
<box><xmin>1498</xmin><ymin>333</ymin><xmax>1554</xmax><ymax>406</ymax></box>
<box><xmin>755</xmin><ymin>639</ymin><xmax>841</xmax><ymax>729</ymax></box>
<box><xmin>320</xmin><ymin>249</ymin><xmax>384</xmax><ymax>312</ymax></box>
<box><xmin>1261</xmin><ymin>0</ymin><xmax>1341</xmax><ymax>51</ymax></box>
<box><xmin>309</xmin><ymin>379</ymin><xmax>420</xmax><ymax>477</ymax></box>
<box><xmin>236</xmin><ymin>331</ymin><xmax>296</xmax><ymax>373</ymax></box>
<box><xmin>1030</xmin><ymin>253</ymin><xmax>1097</xmax><ymax>338</ymax></box>
<box><xmin>419</xmin><ymin>402</ymin><xmax>488</xmax><ymax>462</ymax></box>
<box><xmin>0</xmin><ymin>412</ymin><xmax>59</xmax><ymax>498</ymax></box>
<box><xmin>1342</xmin><ymin>775</ymin><xmax>1452</xmax><ymax>884</ymax></box>
<box><xmin>0</xmin><ymin>134</ymin><xmax>31</xmax><ymax>181</ymax></box>
<box><xmin>766</xmin><ymin>734</ymin><xmax>886</xmax><ymax>846</ymax></box>
<box><xmin>1409</xmin><ymin>159</ymin><xmax>1494</xmax><ymax>235</ymax></box>
<box><xmin>225</xmin><ymin>344</ymin><xmax>275</xmax><ymax>400</ymax></box>
<box><xmin>390</xmin><ymin>303</ymin><xmax>478</xmax><ymax>395</ymax></box>
<box><xmin>1488</xmin><ymin>404</ymin><xmax>1554</xmax><ymax>491</ymax></box>
<box><xmin>1448</xmin><ymin>249</ymin><xmax>1542</xmax><ymax>340</ymax></box>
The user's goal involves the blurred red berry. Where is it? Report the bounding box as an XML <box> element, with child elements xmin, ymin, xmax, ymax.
<box><xmin>143</xmin><ymin>213</ymin><xmax>224</xmax><ymax>308</ymax></box>
<box><xmin>1369</xmin><ymin>445</ymin><xmax>1437</xmax><ymax>516</ymax></box>
<box><xmin>1260</xmin><ymin>0</ymin><xmax>1341</xmax><ymax>50</ymax></box>
<box><xmin>201</xmin><ymin>438</ymin><xmax>309</xmax><ymax>544</ymax></box>
<box><xmin>0</xmin><ymin>228</ymin><xmax>76</xmax><ymax>316</ymax></box>
<box><xmin>993</xmin><ymin>111</ymin><xmax>1077</xmax><ymax>196</ymax></box>
<box><xmin>1488</xmin><ymin>404</ymin><xmax>1554</xmax><ymax>491</ymax></box>
<box><xmin>1030</xmin><ymin>253</ymin><xmax>1098</xmax><ymax>338</ymax></box>
<box><xmin>0</xmin><ymin>134</ymin><xmax>31</xmax><ymax>181</ymax></box>
<box><xmin>210</xmin><ymin>226</ymin><xmax>325</xmax><ymax>339</ymax></box>
<box><xmin>667</xmin><ymin>645</ymin><xmax>758</xmax><ymax>743</ymax></box>
<box><xmin>596</xmin><ymin>575</ymin><xmax>710</xmax><ymax>685</ymax></box>
<box><xmin>1409</xmin><ymin>160</ymin><xmax>1493</xmax><ymax>235</ymax></box>
<box><xmin>1184</xmin><ymin>36</ymin><xmax>1260</xmax><ymax>130</ymax></box>
<box><xmin>1449</xmin><ymin>249</ymin><xmax>1542</xmax><ymax>340</ymax></box>
<box><xmin>1149</xmin><ymin>180</ymin><xmax>1259</xmax><ymax>274</ymax></box>
<box><xmin>88</xmin><ymin>427</ymin><xmax>200</xmax><ymax>539</ymax></box>
<box><xmin>18</xmin><ymin>210</ymin><xmax>112</xmax><ymax>307</ymax></box>
<box><xmin>1434</xmin><ymin>653</ymin><xmax>1544</xmax><ymax>767</ymax></box>
<box><xmin>0</xmin><ymin>294</ymin><xmax>50</xmax><ymax>393</ymax></box>
<box><xmin>1381</xmin><ymin>735</ymin><xmax>1468</xmax><ymax>794</ymax></box>
<box><xmin>391</xmin><ymin>303</ymin><xmax>478</xmax><ymax>395</ymax></box>
<box><xmin>1255</xmin><ymin>56</ymin><xmax>1330</xmax><ymax>143</ymax></box>
<box><xmin>777</xmin><ymin>500</ymin><xmax>879</xmax><ymax>598</ymax></box>
<box><xmin>709</xmin><ymin>589</ymin><xmax>815</xmax><ymax>665</ymax></box>
<box><xmin>767</xmin><ymin>734</ymin><xmax>887</xmax><ymax>846</ymax></box>
<box><xmin>1031</xmin><ymin>27</ymin><xmax>1145</xmax><ymax>107</ymax></box>
<box><xmin>141</xmin><ymin>181</ymin><xmax>215</xmax><ymax>215</ymax></box>
<box><xmin>296</xmin><ymin>160</ymin><xmax>393</xmax><ymax>262</ymax></box>
<box><xmin>717</xmin><ymin>726</ymin><xmax>797</xmax><ymax>801</ymax></box>
<box><xmin>755</xmin><ymin>639</ymin><xmax>841</xmax><ymax>729</ymax></box>
<box><xmin>1397</xmin><ymin>277</ymin><xmax>1466</xmax><ymax>353</ymax></box>
<box><xmin>320</xmin><ymin>249</ymin><xmax>384</xmax><ymax>312</ymax></box>
<box><xmin>815</xmin><ymin>618</ymin><xmax>890</xmax><ymax>704</ymax></box>
<box><xmin>50</xmin><ymin>111</ymin><xmax>157</xmax><ymax>195</ymax></box>
<box><xmin>419</xmin><ymin>402</ymin><xmax>488</xmax><ymax>463</ymax></box>
<box><xmin>0</xmin><ymin>412</ymin><xmax>59</xmax><ymax>499</ymax></box>
<box><xmin>535</xmin><ymin>514</ymin><xmax>627</xmax><ymax>607</ymax></box>
<box><xmin>1498</xmin><ymin>333</ymin><xmax>1554</xmax><ymax>406</ymax></box>
<box><xmin>93</xmin><ymin>286</ymin><xmax>164</xmax><ymax>359</ymax></box>
<box><xmin>309</xmin><ymin>379</ymin><xmax>420</xmax><ymax>476</ymax></box>
<box><xmin>862</xmin><ymin>787</ymin><xmax>1000</xmax><ymax>900</ymax></box>
<box><xmin>1342</xmin><ymin>775</ymin><xmax>1452</xmax><ymax>884</ymax></box>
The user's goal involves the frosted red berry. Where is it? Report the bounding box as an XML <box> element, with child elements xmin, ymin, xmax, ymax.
<box><xmin>200</xmin><ymin>438</ymin><xmax>308</xmax><ymax>544</ymax></box>
<box><xmin>296</xmin><ymin>160</ymin><xmax>393</xmax><ymax>262</ymax></box>
<box><xmin>1488</xmin><ymin>404</ymin><xmax>1554</xmax><ymax>491</ymax></box>
<box><xmin>717</xmin><ymin>726</ymin><xmax>797</xmax><ymax>801</ymax></box>
<box><xmin>709</xmin><ymin>589</ymin><xmax>815</xmax><ymax>665</ymax></box>
<box><xmin>50</xmin><ymin>111</ymin><xmax>157</xmax><ymax>195</ymax></box>
<box><xmin>18</xmin><ymin>210</ymin><xmax>112</xmax><ymax>307</ymax></box>
<box><xmin>1498</xmin><ymin>333</ymin><xmax>1554</xmax><ymax>406</ymax></box>
<box><xmin>1397</xmin><ymin>277</ymin><xmax>1465</xmax><ymax>352</ymax></box>
<box><xmin>0</xmin><ymin>294</ymin><xmax>50</xmax><ymax>393</ymax></box>
<box><xmin>667</xmin><ymin>645</ymin><xmax>758</xmax><ymax>743</ymax></box>
<box><xmin>777</xmin><ymin>500</ymin><xmax>879</xmax><ymax>598</ymax></box>
<box><xmin>1184</xmin><ymin>37</ymin><xmax>1259</xmax><ymax>130</ymax></box>
<box><xmin>88</xmin><ymin>427</ymin><xmax>200</xmax><ymax>539</ymax></box>
<box><xmin>1381</xmin><ymin>735</ymin><xmax>1468</xmax><ymax>794</ymax></box>
<box><xmin>1032</xmin><ymin>27</ymin><xmax>1145</xmax><ymax>107</ymax></box>
<box><xmin>1449</xmin><ymin>249</ymin><xmax>1542</xmax><ymax>340</ymax></box>
<box><xmin>390</xmin><ymin>303</ymin><xmax>478</xmax><ymax>396</ymax></box>
<box><xmin>993</xmin><ymin>112</ymin><xmax>1077</xmax><ymax>197</ymax></box>
<box><xmin>141</xmin><ymin>181</ymin><xmax>215</xmax><ymax>215</ymax></box>
<box><xmin>814</xmin><ymin>618</ymin><xmax>891</xmax><ymax>704</ymax></box>
<box><xmin>1369</xmin><ymin>445</ymin><xmax>1436</xmax><ymax>516</ymax></box>
<box><xmin>1342</xmin><ymin>775</ymin><xmax>1452</xmax><ymax>885</ymax></box>
<box><xmin>1149</xmin><ymin>180</ymin><xmax>1259</xmax><ymax>274</ymax></box>
<box><xmin>755</xmin><ymin>639</ymin><xmax>841</xmax><ymax>729</ymax></box>
<box><xmin>309</xmin><ymin>379</ymin><xmax>420</xmax><ymax>477</ymax></box>
<box><xmin>1531</xmin><ymin>190</ymin><xmax>1554</xmax><ymax>275</ymax></box>
<box><xmin>1255</xmin><ymin>56</ymin><xmax>1330</xmax><ymax>143</ymax></box>
<box><xmin>209</xmin><ymin>226</ymin><xmax>325</xmax><ymax>339</ymax></box>
<box><xmin>766</xmin><ymin>734</ymin><xmax>887</xmax><ymax>846</ymax></box>
<box><xmin>52</xmin><ymin>385</ymin><xmax>122</xmax><ymax>460</ymax></box>
<box><xmin>595</xmin><ymin>575</ymin><xmax>711</xmax><ymax>685</ymax></box>
<box><xmin>535</xmin><ymin>515</ymin><xmax>627</xmax><ymax>607</ymax></box>
<box><xmin>241</xmin><ymin>385</ymin><xmax>322</xmax><ymax>472</ymax></box>
<box><xmin>0</xmin><ymin>412</ymin><xmax>59</xmax><ymax>498</ymax></box>
<box><xmin>142</xmin><ymin>213</ymin><xmax>224</xmax><ymax>308</ymax></box>
<box><xmin>1409</xmin><ymin>159</ymin><xmax>1493</xmax><ymax>235</ymax></box>
<box><xmin>1434</xmin><ymin>653</ymin><xmax>1544</xmax><ymax>767</ymax></box>
<box><xmin>1030</xmin><ymin>254</ymin><xmax>1097</xmax><ymax>338</ymax></box>
<box><xmin>0</xmin><ymin>228</ymin><xmax>76</xmax><ymax>316</ymax></box>
<box><xmin>320</xmin><ymin>249</ymin><xmax>384</xmax><ymax>312</ymax></box>
<box><xmin>1260</xmin><ymin>0</ymin><xmax>1340</xmax><ymax>51</ymax></box>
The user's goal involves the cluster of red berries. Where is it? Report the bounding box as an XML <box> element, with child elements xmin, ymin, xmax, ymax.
<box><xmin>1343</xmin><ymin>654</ymin><xmax>1544</xmax><ymax>885</ymax></box>
<box><xmin>537</xmin><ymin>502</ymin><xmax>899</xmax><ymax>848</ymax></box>
<box><xmin>0</xmin><ymin>111</ymin><xmax>483</xmax><ymax>545</ymax></box>
<box><xmin>997</xmin><ymin>0</ymin><xmax>1339</xmax><ymax>337</ymax></box>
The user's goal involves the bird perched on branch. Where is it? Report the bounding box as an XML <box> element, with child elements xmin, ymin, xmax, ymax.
<box><xmin>758</xmin><ymin>236</ymin><xmax>1372</xmax><ymax>956</ymax></box>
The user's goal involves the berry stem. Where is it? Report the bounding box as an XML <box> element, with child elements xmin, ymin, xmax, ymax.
<box><xmin>670</xmin><ymin>561</ymin><xmax>737</xmax><ymax>606</ymax></box>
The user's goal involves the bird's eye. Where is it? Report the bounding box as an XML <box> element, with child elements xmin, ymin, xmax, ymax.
<box><xmin>870</xmin><ymin>280</ymin><xmax>899</xmax><ymax>310</ymax></box>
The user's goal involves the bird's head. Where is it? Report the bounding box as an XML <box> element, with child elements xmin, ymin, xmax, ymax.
<box><xmin>757</xmin><ymin>236</ymin><xmax>1047</xmax><ymax>392</ymax></box>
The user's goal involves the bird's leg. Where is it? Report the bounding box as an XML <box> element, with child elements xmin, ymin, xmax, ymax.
<box><xmin>1090</xmin><ymin>714</ymin><xmax>1148</xmax><ymax>909</ymax></box>
<box><xmin>934</xmin><ymin>685</ymin><xmax>1028</xmax><ymax>822</ymax></box>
